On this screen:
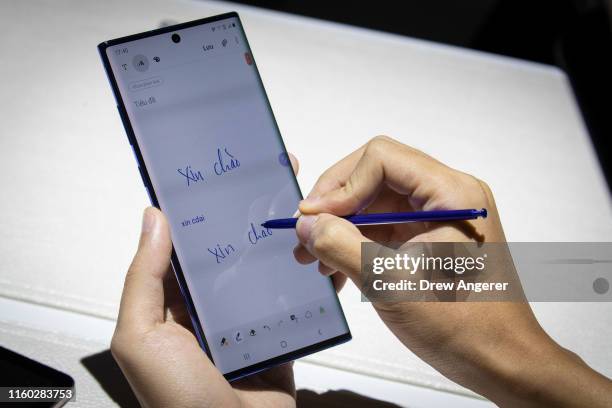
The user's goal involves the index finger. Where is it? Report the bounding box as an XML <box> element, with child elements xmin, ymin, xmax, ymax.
<box><xmin>300</xmin><ymin>136</ymin><xmax>451</xmax><ymax>216</ymax></box>
<box><xmin>306</xmin><ymin>144</ymin><xmax>366</xmax><ymax>199</ymax></box>
<box><xmin>306</xmin><ymin>136</ymin><xmax>427</xmax><ymax>199</ymax></box>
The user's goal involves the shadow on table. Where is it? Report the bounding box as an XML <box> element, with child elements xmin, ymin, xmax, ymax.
<box><xmin>297</xmin><ymin>389</ymin><xmax>401</xmax><ymax>408</ymax></box>
<box><xmin>81</xmin><ymin>349</ymin><xmax>139</xmax><ymax>407</ymax></box>
<box><xmin>81</xmin><ymin>349</ymin><xmax>400</xmax><ymax>408</ymax></box>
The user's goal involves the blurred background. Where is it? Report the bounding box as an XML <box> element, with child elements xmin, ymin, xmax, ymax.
<box><xmin>228</xmin><ymin>0</ymin><xmax>612</xmax><ymax>191</ymax></box>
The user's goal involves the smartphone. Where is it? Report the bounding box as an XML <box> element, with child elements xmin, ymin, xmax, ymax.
<box><xmin>0</xmin><ymin>346</ymin><xmax>74</xmax><ymax>407</ymax></box>
<box><xmin>98</xmin><ymin>12</ymin><xmax>350</xmax><ymax>380</ymax></box>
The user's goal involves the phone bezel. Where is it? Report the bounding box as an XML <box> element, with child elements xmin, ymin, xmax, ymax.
<box><xmin>98</xmin><ymin>11</ymin><xmax>351</xmax><ymax>381</ymax></box>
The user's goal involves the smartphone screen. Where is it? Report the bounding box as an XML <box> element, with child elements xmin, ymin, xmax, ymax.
<box><xmin>99</xmin><ymin>13</ymin><xmax>350</xmax><ymax>378</ymax></box>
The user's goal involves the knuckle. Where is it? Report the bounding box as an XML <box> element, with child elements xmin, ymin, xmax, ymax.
<box><xmin>340</xmin><ymin>177</ymin><xmax>356</xmax><ymax>198</ymax></box>
<box><xmin>460</xmin><ymin>173</ymin><xmax>494</xmax><ymax>206</ymax></box>
<box><xmin>125</xmin><ymin>254</ymin><xmax>146</xmax><ymax>284</ymax></box>
<box><xmin>337</xmin><ymin>180</ymin><xmax>362</xmax><ymax>213</ymax></box>
<box><xmin>110</xmin><ymin>331</ymin><xmax>129</xmax><ymax>362</ymax></box>
<box><xmin>123</xmin><ymin>264</ymin><xmax>138</xmax><ymax>289</ymax></box>
<box><xmin>366</xmin><ymin>135</ymin><xmax>393</xmax><ymax>156</ymax></box>
<box><xmin>315</xmin><ymin>169</ymin><xmax>330</xmax><ymax>187</ymax></box>
<box><xmin>478</xmin><ymin>179</ymin><xmax>494</xmax><ymax>198</ymax></box>
<box><xmin>372</xmin><ymin>134</ymin><xmax>396</xmax><ymax>144</ymax></box>
<box><xmin>372</xmin><ymin>134</ymin><xmax>390</xmax><ymax>141</ymax></box>
<box><xmin>126</xmin><ymin>255</ymin><xmax>140</xmax><ymax>276</ymax></box>
<box><xmin>312</xmin><ymin>171</ymin><xmax>340</xmax><ymax>195</ymax></box>
<box><xmin>111</xmin><ymin>324</ymin><xmax>150</xmax><ymax>365</ymax></box>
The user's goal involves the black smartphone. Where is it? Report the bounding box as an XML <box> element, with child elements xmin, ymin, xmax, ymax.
<box><xmin>0</xmin><ymin>346</ymin><xmax>74</xmax><ymax>407</ymax></box>
<box><xmin>98</xmin><ymin>12</ymin><xmax>350</xmax><ymax>380</ymax></box>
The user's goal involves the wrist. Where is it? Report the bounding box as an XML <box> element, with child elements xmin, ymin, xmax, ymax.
<box><xmin>441</xmin><ymin>321</ymin><xmax>551</xmax><ymax>406</ymax></box>
<box><xmin>465</xmin><ymin>328</ymin><xmax>611</xmax><ymax>407</ymax></box>
<box><xmin>487</xmin><ymin>333</ymin><xmax>566</xmax><ymax>407</ymax></box>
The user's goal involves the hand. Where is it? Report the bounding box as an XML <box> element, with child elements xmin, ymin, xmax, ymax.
<box><xmin>111</xmin><ymin>155</ymin><xmax>302</xmax><ymax>408</ymax></box>
<box><xmin>293</xmin><ymin>136</ymin><xmax>612</xmax><ymax>407</ymax></box>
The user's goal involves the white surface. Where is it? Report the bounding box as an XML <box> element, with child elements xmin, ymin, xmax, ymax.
<box><xmin>0</xmin><ymin>297</ymin><xmax>493</xmax><ymax>407</ymax></box>
<box><xmin>0</xmin><ymin>0</ymin><xmax>611</xmax><ymax>403</ymax></box>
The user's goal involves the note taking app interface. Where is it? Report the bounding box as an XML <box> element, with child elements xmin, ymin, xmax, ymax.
<box><xmin>105</xmin><ymin>16</ymin><xmax>349</xmax><ymax>374</ymax></box>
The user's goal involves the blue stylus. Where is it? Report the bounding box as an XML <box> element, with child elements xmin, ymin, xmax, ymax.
<box><xmin>261</xmin><ymin>208</ymin><xmax>487</xmax><ymax>229</ymax></box>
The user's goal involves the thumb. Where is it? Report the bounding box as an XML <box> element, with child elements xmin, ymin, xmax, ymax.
<box><xmin>296</xmin><ymin>214</ymin><xmax>370</xmax><ymax>283</ymax></box>
<box><xmin>116</xmin><ymin>207</ymin><xmax>173</xmax><ymax>332</ymax></box>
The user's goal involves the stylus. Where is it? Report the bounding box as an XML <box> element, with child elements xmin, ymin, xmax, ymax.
<box><xmin>261</xmin><ymin>208</ymin><xmax>487</xmax><ymax>229</ymax></box>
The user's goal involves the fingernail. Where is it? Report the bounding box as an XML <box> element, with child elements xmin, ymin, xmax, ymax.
<box><xmin>141</xmin><ymin>207</ymin><xmax>156</xmax><ymax>235</ymax></box>
<box><xmin>300</xmin><ymin>196</ymin><xmax>321</xmax><ymax>209</ymax></box>
<box><xmin>296</xmin><ymin>215</ymin><xmax>318</xmax><ymax>245</ymax></box>
<box><xmin>318</xmin><ymin>262</ymin><xmax>335</xmax><ymax>276</ymax></box>
<box><xmin>292</xmin><ymin>209</ymin><xmax>301</xmax><ymax>218</ymax></box>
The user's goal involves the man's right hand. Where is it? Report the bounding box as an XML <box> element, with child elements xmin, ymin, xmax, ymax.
<box><xmin>293</xmin><ymin>136</ymin><xmax>612</xmax><ymax>407</ymax></box>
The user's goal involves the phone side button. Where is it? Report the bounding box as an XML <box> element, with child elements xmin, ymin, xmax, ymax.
<box><xmin>116</xmin><ymin>105</ymin><xmax>135</xmax><ymax>145</ymax></box>
<box><xmin>138</xmin><ymin>167</ymin><xmax>153</xmax><ymax>203</ymax></box>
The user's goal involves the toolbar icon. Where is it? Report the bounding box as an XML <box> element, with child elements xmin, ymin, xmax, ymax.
<box><xmin>132</xmin><ymin>54</ymin><xmax>149</xmax><ymax>72</ymax></box>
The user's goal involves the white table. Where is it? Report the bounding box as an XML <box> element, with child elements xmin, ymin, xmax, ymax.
<box><xmin>0</xmin><ymin>0</ymin><xmax>610</xmax><ymax>406</ymax></box>
<box><xmin>0</xmin><ymin>296</ymin><xmax>493</xmax><ymax>407</ymax></box>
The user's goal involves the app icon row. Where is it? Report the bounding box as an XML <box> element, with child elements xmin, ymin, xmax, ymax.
<box><xmin>218</xmin><ymin>306</ymin><xmax>326</xmax><ymax>348</ymax></box>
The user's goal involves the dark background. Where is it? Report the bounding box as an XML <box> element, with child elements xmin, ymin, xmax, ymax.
<box><xmin>224</xmin><ymin>0</ymin><xmax>612</xmax><ymax>192</ymax></box>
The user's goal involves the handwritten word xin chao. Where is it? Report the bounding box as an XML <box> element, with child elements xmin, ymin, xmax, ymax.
<box><xmin>214</xmin><ymin>148</ymin><xmax>240</xmax><ymax>176</ymax></box>
<box><xmin>177</xmin><ymin>165</ymin><xmax>204</xmax><ymax>187</ymax></box>
<box><xmin>248</xmin><ymin>223</ymin><xmax>273</xmax><ymax>245</ymax></box>
<box><xmin>208</xmin><ymin>243</ymin><xmax>236</xmax><ymax>264</ymax></box>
